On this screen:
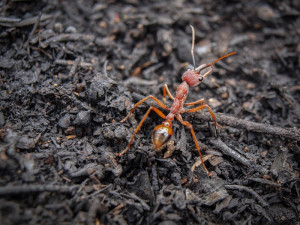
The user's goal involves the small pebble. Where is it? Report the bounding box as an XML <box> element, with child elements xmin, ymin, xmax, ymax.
<box><xmin>74</xmin><ymin>111</ymin><xmax>90</xmax><ymax>125</ymax></box>
<box><xmin>54</xmin><ymin>22</ymin><xmax>63</xmax><ymax>33</ymax></box>
<box><xmin>208</xmin><ymin>98</ymin><xmax>222</xmax><ymax>108</ymax></box>
<box><xmin>257</xmin><ymin>5</ymin><xmax>277</xmax><ymax>21</ymax></box>
<box><xmin>65</xmin><ymin>26</ymin><xmax>77</xmax><ymax>33</ymax></box>
<box><xmin>246</xmin><ymin>82</ymin><xmax>255</xmax><ymax>89</ymax></box>
<box><xmin>221</xmin><ymin>92</ymin><xmax>228</xmax><ymax>99</ymax></box>
<box><xmin>58</xmin><ymin>114</ymin><xmax>71</xmax><ymax>129</ymax></box>
<box><xmin>114</xmin><ymin>125</ymin><xmax>127</xmax><ymax>140</ymax></box>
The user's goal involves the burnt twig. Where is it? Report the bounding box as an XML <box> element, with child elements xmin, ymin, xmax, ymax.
<box><xmin>68</xmin><ymin>57</ymin><xmax>81</xmax><ymax>77</ymax></box>
<box><xmin>0</xmin><ymin>16</ymin><xmax>21</xmax><ymax>23</ymax></box>
<box><xmin>224</xmin><ymin>184</ymin><xmax>269</xmax><ymax>207</ymax></box>
<box><xmin>41</xmin><ymin>33</ymin><xmax>95</xmax><ymax>48</ymax></box>
<box><xmin>0</xmin><ymin>184</ymin><xmax>78</xmax><ymax>195</ymax></box>
<box><xmin>120</xmin><ymin>192</ymin><xmax>151</xmax><ymax>211</ymax></box>
<box><xmin>248</xmin><ymin>177</ymin><xmax>281</xmax><ymax>187</ymax></box>
<box><xmin>123</xmin><ymin>77</ymin><xmax>158</xmax><ymax>86</ymax></box>
<box><xmin>210</xmin><ymin>138</ymin><xmax>268</xmax><ymax>174</ymax></box>
<box><xmin>24</xmin><ymin>13</ymin><xmax>41</xmax><ymax>47</ymax></box>
<box><xmin>193</xmin><ymin>112</ymin><xmax>300</xmax><ymax>141</ymax></box>
<box><xmin>87</xmin><ymin>198</ymin><xmax>100</xmax><ymax>225</ymax></box>
<box><xmin>55</xmin><ymin>59</ymin><xmax>94</xmax><ymax>68</ymax></box>
<box><xmin>0</xmin><ymin>14</ymin><xmax>52</xmax><ymax>27</ymax></box>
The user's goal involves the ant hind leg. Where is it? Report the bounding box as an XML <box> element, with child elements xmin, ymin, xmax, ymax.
<box><xmin>176</xmin><ymin>115</ymin><xmax>212</xmax><ymax>176</ymax></box>
<box><xmin>117</xmin><ymin>106</ymin><xmax>166</xmax><ymax>156</ymax></box>
<box><xmin>183</xmin><ymin>104</ymin><xmax>222</xmax><ymax>129</ymax></box>
<box><xmin>121</xmin><ymin>95</ymin><xmax>169</xmax><ymax>123</ymax></box>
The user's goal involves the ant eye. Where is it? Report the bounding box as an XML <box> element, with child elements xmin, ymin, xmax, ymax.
<box><xmin>199</xmin><ymin>76</ymin><xmax>203</xmax><ymax>81</ymax></box>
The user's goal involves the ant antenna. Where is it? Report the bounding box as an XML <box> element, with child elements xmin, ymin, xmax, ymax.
<box><xmin>207</xmin><ymin>52</ymin><xmax>237</xmax><ymax>67</ymax></box>
<box><xmin>190</xmin><ymin>25</ymin><xmax>196</xmax><ymax>70</ymax></box>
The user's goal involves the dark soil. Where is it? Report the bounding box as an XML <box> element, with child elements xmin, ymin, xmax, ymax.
<box><xmin>0</xmin><ymin>1</ymin><xmax>300</xmax><ymax>224</ymax></box>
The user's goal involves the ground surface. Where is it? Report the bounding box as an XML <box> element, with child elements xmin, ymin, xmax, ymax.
<box><xmin>0</xmin><ymin>0</ymin><xmax>300</xmax><ymax>224</ymax></box>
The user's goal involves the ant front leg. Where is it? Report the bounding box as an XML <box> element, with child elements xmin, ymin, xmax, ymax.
<box><xmin>183</xmin><ymin>104</ymin><xmax>222</xmax><ymax>129</ymax></box>
<box><xmin>176</xmin><ymin>114</ymin><xmax>212</xmax><ymax>176</ymax></box>
<box><xmin>163</xmin><ymin>84</ymin><xmax>175</xmax><ymax>103</ymax></box>
<box><xmin>121</xmin><ymin>95</ymin><xmax>169</xmax><ymax>123</ymax></box>
<box><xmin>117</xmin><ymin>106</ymin><xmax>167</xmax><ymax>156</ymax></box>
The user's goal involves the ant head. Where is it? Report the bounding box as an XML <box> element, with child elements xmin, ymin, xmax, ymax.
<box><xmin>152</xmin><ymin>121</ymin><xmax>173</xmax><ymax>151</ymax></box>
<box><xmin>182</xmin><ymin>70</ymin><xmax>201</xmax><ymax>87</ymax></box>
<box><xmin>186</xmin><ymin>25</ymin><xmax>236</xmax><ymax>87</ymax></box>
<box><xmin>183</xmin><ymin>25</ymin><xmax>211</xmax><ymax>87</ymax></box>
<box><xmin>182</xmin><ymin>64</ymin><xmax>212</xmax><ymax>87</ymax></box>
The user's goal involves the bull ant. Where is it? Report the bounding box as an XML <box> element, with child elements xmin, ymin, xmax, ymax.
<box><xmin>117</xmin><ymin>25</ymin><xmax>236</xmax><ymax>175</ymax></box>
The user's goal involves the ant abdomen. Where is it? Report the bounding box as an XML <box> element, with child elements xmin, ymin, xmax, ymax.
<box><xmin>152</xmin><ymin>121</ymin><xmax>173</xmax><ymax>151</ymax></box>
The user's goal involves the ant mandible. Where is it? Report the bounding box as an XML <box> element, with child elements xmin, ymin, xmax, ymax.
<box><xmin>117</xmin><ymin>25</ymin><xmax>236</xmax><ymax>175</ymax></box>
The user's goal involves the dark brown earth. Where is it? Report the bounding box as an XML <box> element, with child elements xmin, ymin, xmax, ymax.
<box><xmin>0</xmin><ymin>1</ymin><xmax>300</xmax><ymax>224</ymax></box>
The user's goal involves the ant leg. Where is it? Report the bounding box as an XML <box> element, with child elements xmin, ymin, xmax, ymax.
<box><xmin>117</xmin><ymin>106</ymin><xmax>166</xmax><ymax>156</ymax></box>
<box><xmin>176</xmin><ymin>114</ymin><xmax>211</xmax><ymax>176</ymax></box>
<box><xmin>185</xmin><ymin>98</ymin><xmax>205</xmax><ymax>106</ymax></box>
<box><xmin>163</xmin><ymin>84</ymin><xmax>175</xmax><ymax>103</ymax></box>
<box><xmin>121</xmin><ymin>95</ymin><xmax>169</xmax><ymax>123</ymax></box>
<box><xmin>183</xmin><ymin>104</ymin><xmax>222</xmax><ymax>128</ymax></box>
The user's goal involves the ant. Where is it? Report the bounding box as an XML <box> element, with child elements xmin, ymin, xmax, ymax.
<box><xmin>117</xmin><ymin>25</ymin><xmax>236</xmax><ymax>175</ymax></box>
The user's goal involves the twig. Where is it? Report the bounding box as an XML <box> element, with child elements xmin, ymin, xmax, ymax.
<box><xmin>0</xmin><ymin>16</ymin><xmax>21</xmax><ymax>23</ymax></box>
<box><xmin>124</xmin><ymin>77</ymin><xmax>158</xmax><ymax>86</ymax></box>
<box><xmin>151</xmin><ymin>163</ymin><xmax>159</xmax><ymax>194</ymax></box>
<box><xmin>87</xmin><ymin>198</ymin><xmax>100</xmax><ymax>225</ymax></box>
<box><xmin>0</xmin><ymin>184</ymin><xmax>78</xmax><ymax>195</ymax></box>
<box><xmin>120</xmin><ymin>192</ymin><xmax>151</xmax><ymax>211</ymax></box>
<box><xmin>40</xmin><ymin>33</ymin><xmax>95</xmax><ymax>48</ymax></box>
<box><xmin>55</xmin><ymin>59</ymin><xmax>94</xmax><ymax>68</ymax></box>
<box><xmin>224</xmin><ymin>184</ymin><xmax>269</xmax><ymax>207</ymax></box>
<box><xmin>68</xmin><ymin>57</ymin><xmax>81</xmax><ymax>77</ymax></box>
<box><xmin>50</xmin><ymin>137</ymin><xmax>61</xmax><ymax>149</ymax></box>
<box><xmin>247</xmin><ymin>177</ymin><xmax>281</xmax><ymax>187</ymax></box>
<box><xmin>0</xmin><ymin>14</ymin><xmax>52</xmax><ymax>27</ymax></box>
<box><xmin>191</xmin><ymin>154</ymin><xmax>212</xmax><ymax>172</ymax></box>
<box><xmin>30</xmin><ymin>46</ymin><xmax>53</xmax><ymax>59</ymax></box>
<box><xmin>192</xmin><ymin>112</ymin><xmax>300</xmax><ymax>141</ymax></box>
<box><xmin>24</xmin><ymin>13</ymin><xmax>41</xmax><ymax>47</ymax></box>
<box><xmin>210</xmin><ymin>138</ymin><xmax>268</xmax><ymax>174</ymax></box>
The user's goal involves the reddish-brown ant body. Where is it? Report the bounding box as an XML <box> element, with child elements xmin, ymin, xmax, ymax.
<box><xmin>117</xmin><ymin>25</ymin><xmax>236</xmax><ymax>175</ymax></box>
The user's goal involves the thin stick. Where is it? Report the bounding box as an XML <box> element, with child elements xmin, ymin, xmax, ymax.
<box><xmin>55</xmin><ymin>59</ymin><xmax>94</xmax><ymax>68</ymax></box>
<box><xmin>224</xmin><ymin>184</ymin><xmax>269</xmax><ymax>207</ymax></box>
<box><xmin>68</xmin><ymin>57</ymin><xmax>81</xmax><ymax>77</ymax></box>
<box><xmin>190</xmin><ymin>25</ymin><xmax>196</xmax><ymax>70</ymax></box>
<box><xmin>25</xmin><ymin>13</ymin><xmax>41</xmax><ymax>48</ymax></box>
<box><xmin>0</xmin><ymin>16</ymin><xmax>21</xmax><ymax>23</ymax></box>
<box><xmin>0</xmin><ymin>184</ymin><xmax>78</xmax><ymax>195</ymax></box>
<box><xmin>193</xmin><ymin>112</ymin><xmax>300</xmax><ymax>141</ymax></box>
<box><xmin>87</xmin><ymin>199</ymin><xmax>100</xmax><ymax>225</ymax></box>
<box><xmin>0</xmin><ymin>14</ymin><xmax>52</xmax><ymax>27</ymax></box>
<box><xmin>210</xmin><ymin>138</ymin><xmax>268</xmax><ymax>174</ymax></box>
<box><xmin>247</xmin><ymin>177</ymin><xmax>281</xmax><ymax>187</ymax></box>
